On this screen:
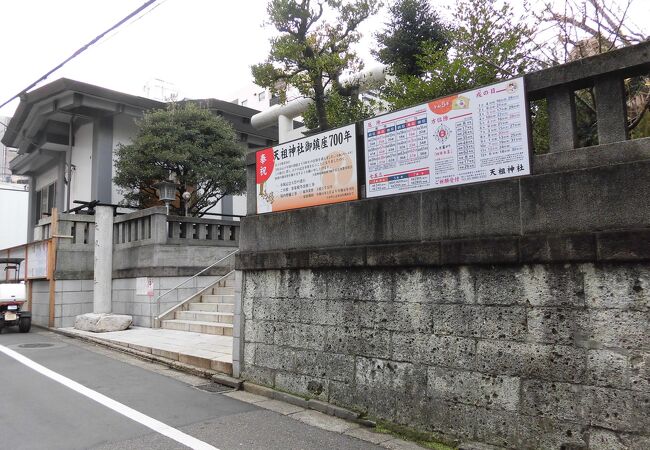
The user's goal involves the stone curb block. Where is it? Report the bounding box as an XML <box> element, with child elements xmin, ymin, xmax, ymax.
<box><xmin>211</xmin><ymin>374</ymin><xmax>244</xmax><ymax>390</ymax></box>
<box><xmin>308</xmin><ymin>399</ymin><xmax>358</xmax><ymax>421</ymax></box>
<box><xmin>242</xmin><ymin>381</ymin><xmax>369</xmax><ymax>426</ymax></box>
<box><xmin>48</xmin><ymin>327</ymin><xmax>219</xmax><ymax>380</ymax></box>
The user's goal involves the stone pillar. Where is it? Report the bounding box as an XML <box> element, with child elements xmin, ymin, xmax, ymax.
<box><xmin>93</xmin><ymin>205</ymin><xmax>113</xmax><ymax>313</ymax></box>
<box><xmin>547</xmin><ymin>87</ymin><xmax>578</xmax><ymax>152</ymax></box>
<box><xmin>595</xmin><ymin>76</ymin><xmax>628</xmax><ymax>144</ymax></box>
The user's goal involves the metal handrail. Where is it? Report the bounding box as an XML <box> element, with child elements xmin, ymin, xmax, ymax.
<box><xmin>155</xmin><ymin>269</ymin><xmax>235</xmax><ymax>322</ymax></box>
<box><xmin>153</xmin><ymin>249</ymin><xmax>239</xmax><ymax>305</ymax></box>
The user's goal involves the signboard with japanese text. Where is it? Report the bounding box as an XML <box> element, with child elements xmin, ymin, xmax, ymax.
<box><xmin>364</xmin><ymin>77</ymin><xmax>531</xmax><ymax>198</ymax></box>
<box><xmin>256</xmin><ymin>124</ymin><xmax>358</xmax><ymax>213</ymax></box>
<box><xmin>27</xmin><ymin>241</ymin><xmax>48</xmax><ymax>279</ymax></box>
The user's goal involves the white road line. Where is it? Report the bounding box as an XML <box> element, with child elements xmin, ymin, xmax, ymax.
<box><xmin>0</xmin><ymin>344</ymin><xmax>219</xmax><ymax>450</ymax></box>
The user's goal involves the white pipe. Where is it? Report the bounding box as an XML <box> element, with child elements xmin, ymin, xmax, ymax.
<box><xmin>251</xmin><ymin>65</ymin><xmax>387</xmax><ymax>131</ymax></box>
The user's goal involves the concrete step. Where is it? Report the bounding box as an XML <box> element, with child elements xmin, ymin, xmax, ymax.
<box><xmin>201</xmin><ymin>294</ymin><xmax>234</xmax><ymax>304</ymax></box>
<box><xmin>211</xmin><ymin>286</ymin><xmax>234</xmax><ymax>295</ymax></box>
<box><xmin>189</xmin><ymin>302</ymin><xmax>234</xmax><ymax>313</ymax></box>
<box><xmin>161</xmin><ymin>319</ymin><xmax>233</xmax><ymax>336</ymax></box>
<box><xmin>176</xmin><ymin>310</ymin><xmax>234</xmax><ymax>324</ymax></box>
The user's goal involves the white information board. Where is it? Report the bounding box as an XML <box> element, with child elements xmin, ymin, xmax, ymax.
<box><xmin>256</xmin><ymin>124</ymin><xmax>358</xmax><ymax>213</ymax></box>
<box><xmin>27</xmin><ymin>241</ymin><xmax>48</xmax><ymax>279</ymax></box>
<box><xmin>364</xmin><ymin>77</ymin><xmax>531</xmax><ymax>198</ymax></box>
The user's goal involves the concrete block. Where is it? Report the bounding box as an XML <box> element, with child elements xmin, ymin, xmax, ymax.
<box><xmin>520</xmin><ymin>161</ymin><xmax>650</xmax><ymax>234</ymax></box>
<box><xmin>598</xmin><ymin>229</ymin><xmax>650</xmax><ymax>261</ymax></box>
<box><xmin>81</xmin><ymin>279</ymin><xmax>95</xmax><ymax>291</ymax></box>
<box><xmin>519</xmin><ymin>233</ymin><xmax>596</xmax><ymax>263</ymax></box>
<box><xmin>586</xmin><ymin>349</ymin><xmax>629</xmax><ymax>389</ymax></box>
<box><xmin>473</xmin><ymin>407</ymin><xmax>586</xmax><ymax>450</ymax></box>
<box><xmin>585</xmin><ymin>309</ymin><xmax>650</xmax><ymax>350</ymax></box>
<box><xmin>395</xmin><ymin>267</ymin><xmax>474</xmax><ymax>304</ymax></box>
<box><xmin>273</xmin><ymin>390</ymin><xmax>309</xmax><ymax>408</ymax></box>
<box><xmin>477</xmin><ymin>341</ymin><xmax>587</xmax><ymax>383</ymax></box>
<box><xmin>274</xmin><ymin>323</ymin><xmax>326</xmax><ymax>351</ymax></box>
<box><xmin>295</xmin><ymin>269</ymin><xmax>328</xmax><ymax>299</ymax></box>
<box><xmin>391</xmin><ymin>333</ymin><xmax>477</xmax><ymax>370</ymax></box>
<box><xmin>629</xmin><ymin>351</ymin><xmax>650</xmax><ymax>393</ymax></box>
<box><xmin>519</xmin><ymin>379</ymin><xmax>585</xmax><ymax>422</ymax></box>
<box><xmin>470</xmin><ymin>306</ymin><xmax>528</xmax><ymax>341</ymax></box>
<box><xmin>325</xmin><ymin>327</ymin><xmax>392</xmax><ymax>360</ymax></box>
<box><xmin>588</xmin><ymin>429</ymin><xmax>627</xmax><ymax>450</ymax></box>
<box><xmin>327</xmin><ymin>269</ymin><xmax>394</xmax><ymax>302</ymax></box>
<box><xmin>583</xmin><ymin>385</ymin><xmax>650</xmax><ymax>433</ymax></box>
<box><xmin>254</xmin><ymin>344</ymin><xmax>294</xmax><ymax>371</ymax></box>
<box><xmin>244</xmin><ymin>320</ymin><xmax>275</xmax><ymax>345</ymax></box>
<box><xmin>61</xmin><ymin>303</ymin><xmax>84</xmax><ymax>318</ymax></box>
<box><xmin>309</xmin><ymin>247</ymin><xmax>366</xmax><ymax>268</ymax></box>
<box><xmin>345</xmin><ymin>194</ymin><xmax>421</xmax><ymax>246</ymax></box>
<box><xmin>241</xmin><ymin>364</ymin><xmax>275</xmax><ymax>387</ymax></box>
<box><xmin>582</xmin><ymin>264</ymin><xmax>650</xmax><ymax>310</ymax></box>
<box><xmin>293</xmin><ymin>350</ymin><xmax>355</xmax><ymax>383</ymax></box>
<box><xmin>359</xmin><ymin>301</ymin><xmax>431</xmax><ymax>334</ymax></box>
<box><xmin>521</xmin><ymin>264</ymin><xmax>586</xmax><ymax>307</ymax></box>
<box><xmin>274</xmin><ymin>371</ymin><xmax>329</xmax><ymax>401</ymax></box>
<box><xmin>527</xmin><ymin>307</ymin><xmax>588</xmax><ymax>345</ymax></box>
<box><xmin>244</xmin><ymin>270</ymin><xmax>278</xmax><ymax>298</ymax></box>
<box><xmin>307</xmin><ymin>399</ymin><xmax>358</xmax><ymax>420</ymax></box>
<box><xmin>441</xmin><ymin>237</ymin><xmax>519</xmax><ymax>266</ymax></box>
<box><xmin>58</xmin><ymin>279</ymin><xmax>82</xmax><ymax>292</ymax></box>
<box><xmin>420</xmin><ymin>179</ymin><xmax>521</xmax><ymax>241</ymax></box>
<box><xmin>355</xmin><ymin>357</ymin><xmax>425</xmax><ymax>398</ymax></box>
<box><xmin>60</xmin><ymin>291</ymin><xmax>92</xmax><ymax>304</ymax></box>
<box><xmin>243</xmin><ymin>381</ymin><xmax>275</xmax><ymax>399</ymax></box>
<box><xmin>366</xmin><ymin>242</ymin><xmax>441</xmax><ymax>267</ymax></box>
<box><xmin>427</xmin><ymin>367</ymin><xmax>520</xmax><ymax>411</ymax></box>
<box><xmin>301</xmin><ymin>299</ymin><xmax>358</xmax><ymax>326</ymax></box>
<box><xmin>416</xmin><ymin>400</ymin><xmax>478</xmax><ymax>440</ymax></box>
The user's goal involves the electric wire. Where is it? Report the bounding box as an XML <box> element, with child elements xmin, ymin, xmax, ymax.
<box><xmin>0</xmin><ymin>0</ymin><xmax>160</xmax><ymax>111</ymax></box>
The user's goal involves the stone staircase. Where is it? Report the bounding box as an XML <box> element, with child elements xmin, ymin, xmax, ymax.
<box><xmin>160</xmin><ymin>273</ymin><xmax>235</xmax><ymax>336</ymax></box>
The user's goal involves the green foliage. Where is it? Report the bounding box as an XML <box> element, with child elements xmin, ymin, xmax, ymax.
<box><xmin>252</xmin><ymin>0</ymin><xmax>380</xmax><ymax>131</ymax></box>
<box><xmin>382</xmin><ymin>0</ymin><xmax>536</xmax><ymax>110</ymax></box>
<box><xmin>530</xmin><ymin>99</ymin><xmax>550</xmax><ymax>154</ymax></box>
<box><xmin>113</xmin><ymin>103</ymin><xmax>246</xmax><ymax>216</ymax></box>
<box><xmin>373</xmin><ymin>0</ymin><xmax>448</xmax><ymax>77</ymax></box>
<box><xmin>302</xmin><ymin>89</ymin><xmax>377</xmax><ymax>130</ymax></box>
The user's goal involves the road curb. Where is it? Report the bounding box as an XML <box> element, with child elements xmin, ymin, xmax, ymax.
<box><xmin>241</xmin><ymin>381</ymin><xmax>375</xmax><ymax>428</ymax></box>
<box><xmin>47</xmin><ymin>326</ymin><xmax>221</xmax><ymax>380</ymax></box>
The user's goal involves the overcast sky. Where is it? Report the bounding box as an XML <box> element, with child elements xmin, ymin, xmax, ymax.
<box><xmin>0</xmin><ymin>0</ymin><xmax>647</xmax><ymax>118</ymax></box>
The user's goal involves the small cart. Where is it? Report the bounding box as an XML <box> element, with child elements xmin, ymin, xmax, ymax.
<box><xmin>0</xmin><ymin>258</ymin><xmax>31</xmax><ymax>333</ymax></box>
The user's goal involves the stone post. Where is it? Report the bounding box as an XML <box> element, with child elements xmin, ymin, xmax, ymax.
<box><xmin>93</xmin><ymin>205</ymin><xmax>113</xmax><ymax>314</ymax></box>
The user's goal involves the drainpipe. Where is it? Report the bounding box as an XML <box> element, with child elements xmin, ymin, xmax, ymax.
<box><xmin>65</xmin><ymin>116</ymin><xmax>74</xmax><ymax>212</ymax></box>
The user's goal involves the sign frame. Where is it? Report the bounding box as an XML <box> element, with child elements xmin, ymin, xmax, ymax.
<box><xmin>363</xmin><ymin>76</ymin><xmax>533</xmax><ymax>199</ymax></box>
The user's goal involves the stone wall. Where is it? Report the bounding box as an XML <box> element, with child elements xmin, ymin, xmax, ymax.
<box><xmin>30</xmin><ymin>279</ymin><xmax>94</xmax><ymax>328</ymax></box>
<box><xmin>241</xmin><ymin>264</ymin><xmax>649</xmax><ymax>449</ymax></box>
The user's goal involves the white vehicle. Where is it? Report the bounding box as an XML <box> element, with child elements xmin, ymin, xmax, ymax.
<box><xmin>0</xmin><ymin>258</ymin><xmax>30</xmax><ymax>333</ymax></box>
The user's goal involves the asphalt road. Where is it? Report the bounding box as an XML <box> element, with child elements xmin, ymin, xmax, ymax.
<box><xmin>0</xmin><ymin>328</ymin><xmax>382</xmax><ymax>450</ymax></box>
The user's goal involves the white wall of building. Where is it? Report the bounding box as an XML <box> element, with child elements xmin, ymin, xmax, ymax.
<box><xmin>0</xmin><ymin>183</ymin><xmax>28</xmax><ymax>248</ymax></box>
<box><xmin>111</xmin><ymin>114</ymin><xmax>138</xmax><ymax>204</ymax></box>
<box><xmin>70</xmin><ymin>121</ymin><xmax>93</xmax><ymax>205</ymax></box>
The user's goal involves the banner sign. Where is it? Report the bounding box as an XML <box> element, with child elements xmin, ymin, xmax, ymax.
<box><xmin>256</xmin><ymin>124</ymin><xmax>358</xmax><ymax>213</ymax></box>
<box><xmin>364</xmin><ymin>77</ymin><xmax>531</xmax><ymax>198</ymax></box>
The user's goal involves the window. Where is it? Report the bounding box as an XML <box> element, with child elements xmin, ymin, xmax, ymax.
<box><xmin>241</xmin><ymin>100</ymin><xmax>248</xmax><ymax>107</ymax></box>
<box><xmin>258</xmin><ymin>91</ymin><xmax>266</xmax><ymax>101</ymax></box>
<box><xmin>36</xmin><ymin>181</ymin><xmax>56</xmax><ymax>222</ymax></box>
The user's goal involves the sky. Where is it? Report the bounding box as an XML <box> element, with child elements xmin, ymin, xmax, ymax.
<box><xmin>0</xmin><ymin>0</ymin><xmax>648</xmax><ymax>118</ymax></box>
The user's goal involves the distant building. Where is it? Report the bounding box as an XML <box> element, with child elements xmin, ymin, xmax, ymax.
<box><xmin>2</xmin><ymin>78</ymin><xmax>277</xmax><ymax>243</ymax></box>
<box><xmin>0</xmin><ymin>181</ymin><xmax>28</xmax><ymax>249</ymax></box>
